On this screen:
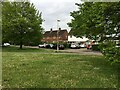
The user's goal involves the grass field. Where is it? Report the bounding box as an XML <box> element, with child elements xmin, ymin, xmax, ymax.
<box><xmin>2</xmin><ymin>46</ymin><xmax>118</xmax><ymax>88</ymax></box>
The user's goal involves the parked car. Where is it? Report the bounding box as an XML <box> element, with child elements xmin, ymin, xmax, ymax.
<box><xmin>59</xmin><ymin>44</ymin><xmax>64</xmax><ymax>50</ymax></box>
<box><xmin>52</xmin><ymin>44</ymin><xmax>65</xmax><ymax>50</ymax></box>
<box><xmin>45</xmin><ymin>44</ymin><xmax>50</xmax><ymax>48</ymax></box>
<box><xmin>116</xmin><ymin>44</ymin><xmax>120</xmax><ymax>48</ymax></box>
<box><xmin>70</xmin><ymin>43</ymin><xmax>80</xmax><ymax>49</ymax></box>
<box><xmin>46</xmin><ymin>44</ymin><xmax>54</xmax><ymax>49</ymax></box>
<box><xmin>86</xmin><ymin>44</ymin><xmax>92</xmax><ymax>49</ymax></box>
<box><xmin>49</xmin><ymin>44</ymin><xmax>54</xmax><ymax>48</ymax></box>
<box><xmin>79</xmin><ymin>44</ymin><xmax>86</xmax><ymax>48</ymax></box>
<box><xmin>38</xmin><ymin>43</ymin><xmax>46</xmax><ymax>48</ymax></box>
<box><xmin>1</xmin><ymin>43</ymin><xmax>10</xmax><ymax>47</ymax></box>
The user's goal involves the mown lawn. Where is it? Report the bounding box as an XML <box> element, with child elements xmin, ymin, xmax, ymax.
<box><xmin>2</xmin><ymin>46</ymin><xmax>118</xmax><ymax>88</ymax></box>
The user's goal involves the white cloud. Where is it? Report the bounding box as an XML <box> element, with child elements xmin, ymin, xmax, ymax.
<box><xmin>30</xmin><ymin>0</ymin><xmax>82</xmax><ymax>31</ymax></box>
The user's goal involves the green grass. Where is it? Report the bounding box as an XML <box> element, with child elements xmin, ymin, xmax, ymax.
<box><xmin>2</xmin><ymin>46</ymin><xmax>118</xmax><ymax>88</ymax></box>
<box><xmin>2</xmin><ymin>46</ymin><xmax>54</xmax><ymax>53</ymax></box>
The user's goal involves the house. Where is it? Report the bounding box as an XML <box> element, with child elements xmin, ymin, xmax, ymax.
<box><xmin>41</xmin><ymin>28</ymin><xmax>68</xmax><ymax>43</ymax></box>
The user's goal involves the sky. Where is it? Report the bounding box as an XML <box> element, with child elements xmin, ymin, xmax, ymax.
<box><xmin>30</xmin><ymin>0</ymin><xmax>82</xmax><ymax>31</ymax></box>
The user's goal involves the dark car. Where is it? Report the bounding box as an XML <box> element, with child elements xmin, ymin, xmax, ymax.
<box><xmin>59</xmin><ymin>44</ymin><xmax>64</xmax><ymax>50</ymax></box>
<box><xmin>45</xmin><ymin>44</ymin><xmax>50</xmax><ymax>48</ymax></box>
<box><xmin>46</xmin><ymin>44</ymin><xmax>54</xmax><ymax>49</ymax></box>
<box><xmin>52</xmin><ymin>44</ymin><xmax>64</xmax><ymax>50</ymax></box>
<box><xmin>116</xmin><ymin>44</ymin><xmax>120</xmax><ymax>48</ymax></box>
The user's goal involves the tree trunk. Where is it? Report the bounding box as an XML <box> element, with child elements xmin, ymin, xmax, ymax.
<box><xmin>20</xmin><ymin>28</ymin><xmax>23</xmax><ymax>49</ymax></box>
<box><xmin>20</xmin><ymin>40</ymin><xmax>23</xmax><ymax>49</ymax></box>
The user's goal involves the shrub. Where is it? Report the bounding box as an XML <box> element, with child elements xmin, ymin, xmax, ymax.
<box><xmin>58</xmin><ymin>42</ymin><xmax>70</xmax><ymax>48</ymax></box>
<box><xmin>99</xmin><ymin>41</ymin><xmax>120</xmax><ymax>64</ymax></box>
<box><xmin>63</xmin><ymin>43</ymin><xmax>70</xmax><ymax>48</ymax></box>
<box><xmin>103</xmin><ymin>46</ymin><xmax>120</xmax><ymax>63</ymax></box>
<box><xmin>92</xmin><ymin>44</ymin><xmax>100</xmax><ymax>51</ymax></box>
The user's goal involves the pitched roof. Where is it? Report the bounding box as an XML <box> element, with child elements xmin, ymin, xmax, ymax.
<box><xmin>44</xmin><ymin>29</ymin><xmax>68</xmax><ymax>37</ymax></box>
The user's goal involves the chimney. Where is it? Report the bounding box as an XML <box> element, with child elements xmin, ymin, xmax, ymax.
<box><xmin>50</xmin><ymin>28</ymin><xmax>52</xmax><ymax>31</ymax></box>
<box><xmin>59</xmin><ymin>28</ymin><xmax>61</xmax><ymax>30</ymax></box>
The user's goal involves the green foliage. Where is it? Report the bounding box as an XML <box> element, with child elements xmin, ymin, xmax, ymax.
<box><xmin>2</xmin><ymin>1</ymin><xmax>43</xmax><ymax>48</ymax></box>
<box><xmin>100</xmin><ymin>41</ymin><xmax>120</xmax><ymax>63</ymax></box>
<box><xmin>63</xmin><ymin>42</ymin><xmax>70</xmax><ymax>48</ymax></box>
<box><xmin>68</xmin><ymin>2</ymin><xmax>120</xmax><ymax>63</ymax></box>
<box><xmin>68</xmin><ymin>2</ymin><xmax>106</xmax><ymax>39</ymax></box>
<box><xmin>104</xmin><ymin>47</ymin><xmax>120</xmax><ymax>63</ymax></box>
<box><xmin>59</xmin><ymin>42</ymin><xmax>70</xmax><ymax>48</ymax></box>
<box><xmin>91</xmin><ymin>44</ymin><xmax>100</xmax><ymax>51</ymax></box>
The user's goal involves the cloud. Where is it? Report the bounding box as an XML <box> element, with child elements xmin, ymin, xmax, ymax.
<box><xmin>30</xmin><ymin>0</ymin><xmax>82</xmax><ymax>31</ymax></box>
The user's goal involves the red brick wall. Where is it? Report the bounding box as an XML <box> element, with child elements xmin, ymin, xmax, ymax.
<box><xmin>41</xmin><ymin>31</ymin><xmax>68</xmax><ymax>43</ymax></box>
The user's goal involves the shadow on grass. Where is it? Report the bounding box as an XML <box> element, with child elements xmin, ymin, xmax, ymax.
<box><xmin>2</xmin><ymin>46</ymin><xmax>52</xmax><ymax>52</ymax></box>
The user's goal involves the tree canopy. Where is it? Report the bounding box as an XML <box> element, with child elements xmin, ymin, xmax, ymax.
<box><xmin>2</xmin><ymin>1</ymin><xmax>43</xmax><ymax>48</ymax></box>
<box><xmin>68</xmin><ymin>2</ymin><xmax>120</xmax><ymax>39</ymax></box>
<box><xmin>68</xmin><ymin>2</ymin><xmax>120</xmax><ymax>63</ymax></box>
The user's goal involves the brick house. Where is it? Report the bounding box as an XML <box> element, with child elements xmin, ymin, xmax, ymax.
<box><xmin>41</xmin><ymin>28</ymin><xmax>68</xmax><ymax>43</ymax></box>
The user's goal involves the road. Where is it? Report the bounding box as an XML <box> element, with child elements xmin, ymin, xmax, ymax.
<box><xmin>59</xmin><ymin>48</ymin><xmax>102</xmax><ymax>55</ymax></box>
<box><xmin>13</xmin><ymin>45</ymin><xmax>102</xmax><ymax>55</ymax></box>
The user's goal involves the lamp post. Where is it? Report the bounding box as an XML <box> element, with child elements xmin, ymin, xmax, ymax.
<box><xmin>57</xmin><ymin>19</ymin><xmax>60</xmax><ymax>52</ymax></box>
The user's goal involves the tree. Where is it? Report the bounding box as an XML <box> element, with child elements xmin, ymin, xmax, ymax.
<box><xmin>68</xmin><ymin>2</ymin><xmax>108</xmax><ymax>39</ymax></box>
<box><xmin>68</xmin><ymin>2</ymin><xmax>120</xmax><ymax>63</ymax></box>
<box><xmin>2</xmin><ymin>1</ymin><xmax>43</xmax><ymax>49</ymax></box>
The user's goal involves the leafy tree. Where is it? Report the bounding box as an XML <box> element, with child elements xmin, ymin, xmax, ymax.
<box><xmin>68</xmin><ymin>2</ymin><xmax>120</xmax><ymax>63</ymax></box>
<box><xmin>68</xmin><ymin>2</ymin><xmax>108</xmax><ymax>39</ymax></box>
<box><xmin>101</xmin><ymin>2</ymin><xmax>120</xmax><ymax>63</ymax></box>
<box><xmin>2</xmin><ymin>1</ymin><xmax>43</xmax><ymax>49</ymax></box>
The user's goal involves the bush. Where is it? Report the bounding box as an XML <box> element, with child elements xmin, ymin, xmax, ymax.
<box><xmin>63</xmin><ymin>43</ymin><xmax>70</xmax><ymax>48</ymax></box>
<box><xmin>99</xmin><ymin>41</ymin><xmax>120</xmax><ymax>64</ymax></box>
<box><xmin>58</xmin><ymin>42</ymin><xmax>70</xmax><ymax>48</ymax></box>
<box><xmin>103</xmin><ymin>46</ymin><xmax>120</xmax><ymax>63</ymax></box>
<box><xmin>92</xmin><ymin>44</ymin><xmax>100</xmax><ymax>51</ymax></box>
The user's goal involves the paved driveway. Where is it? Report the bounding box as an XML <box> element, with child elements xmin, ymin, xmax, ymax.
<box><xmin>13</xmin><ymin>45</ymin><xmax>102</xmax><ymax>55</ymax></box>
<box><xmin>26</xmin><ymin>46</ymin><xmax>103</xmax><ymax>55</ymax></box>
<box><xmin>59</xmin><ymin>48</ymin><xmax>102</xmax><ymax>55</ymax></box>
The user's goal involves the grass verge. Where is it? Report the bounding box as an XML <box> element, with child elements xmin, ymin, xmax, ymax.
<box><xmin>2</xmin><ymin>46</ymin><xmax>118</xmax><ymax>88</ymax></box>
